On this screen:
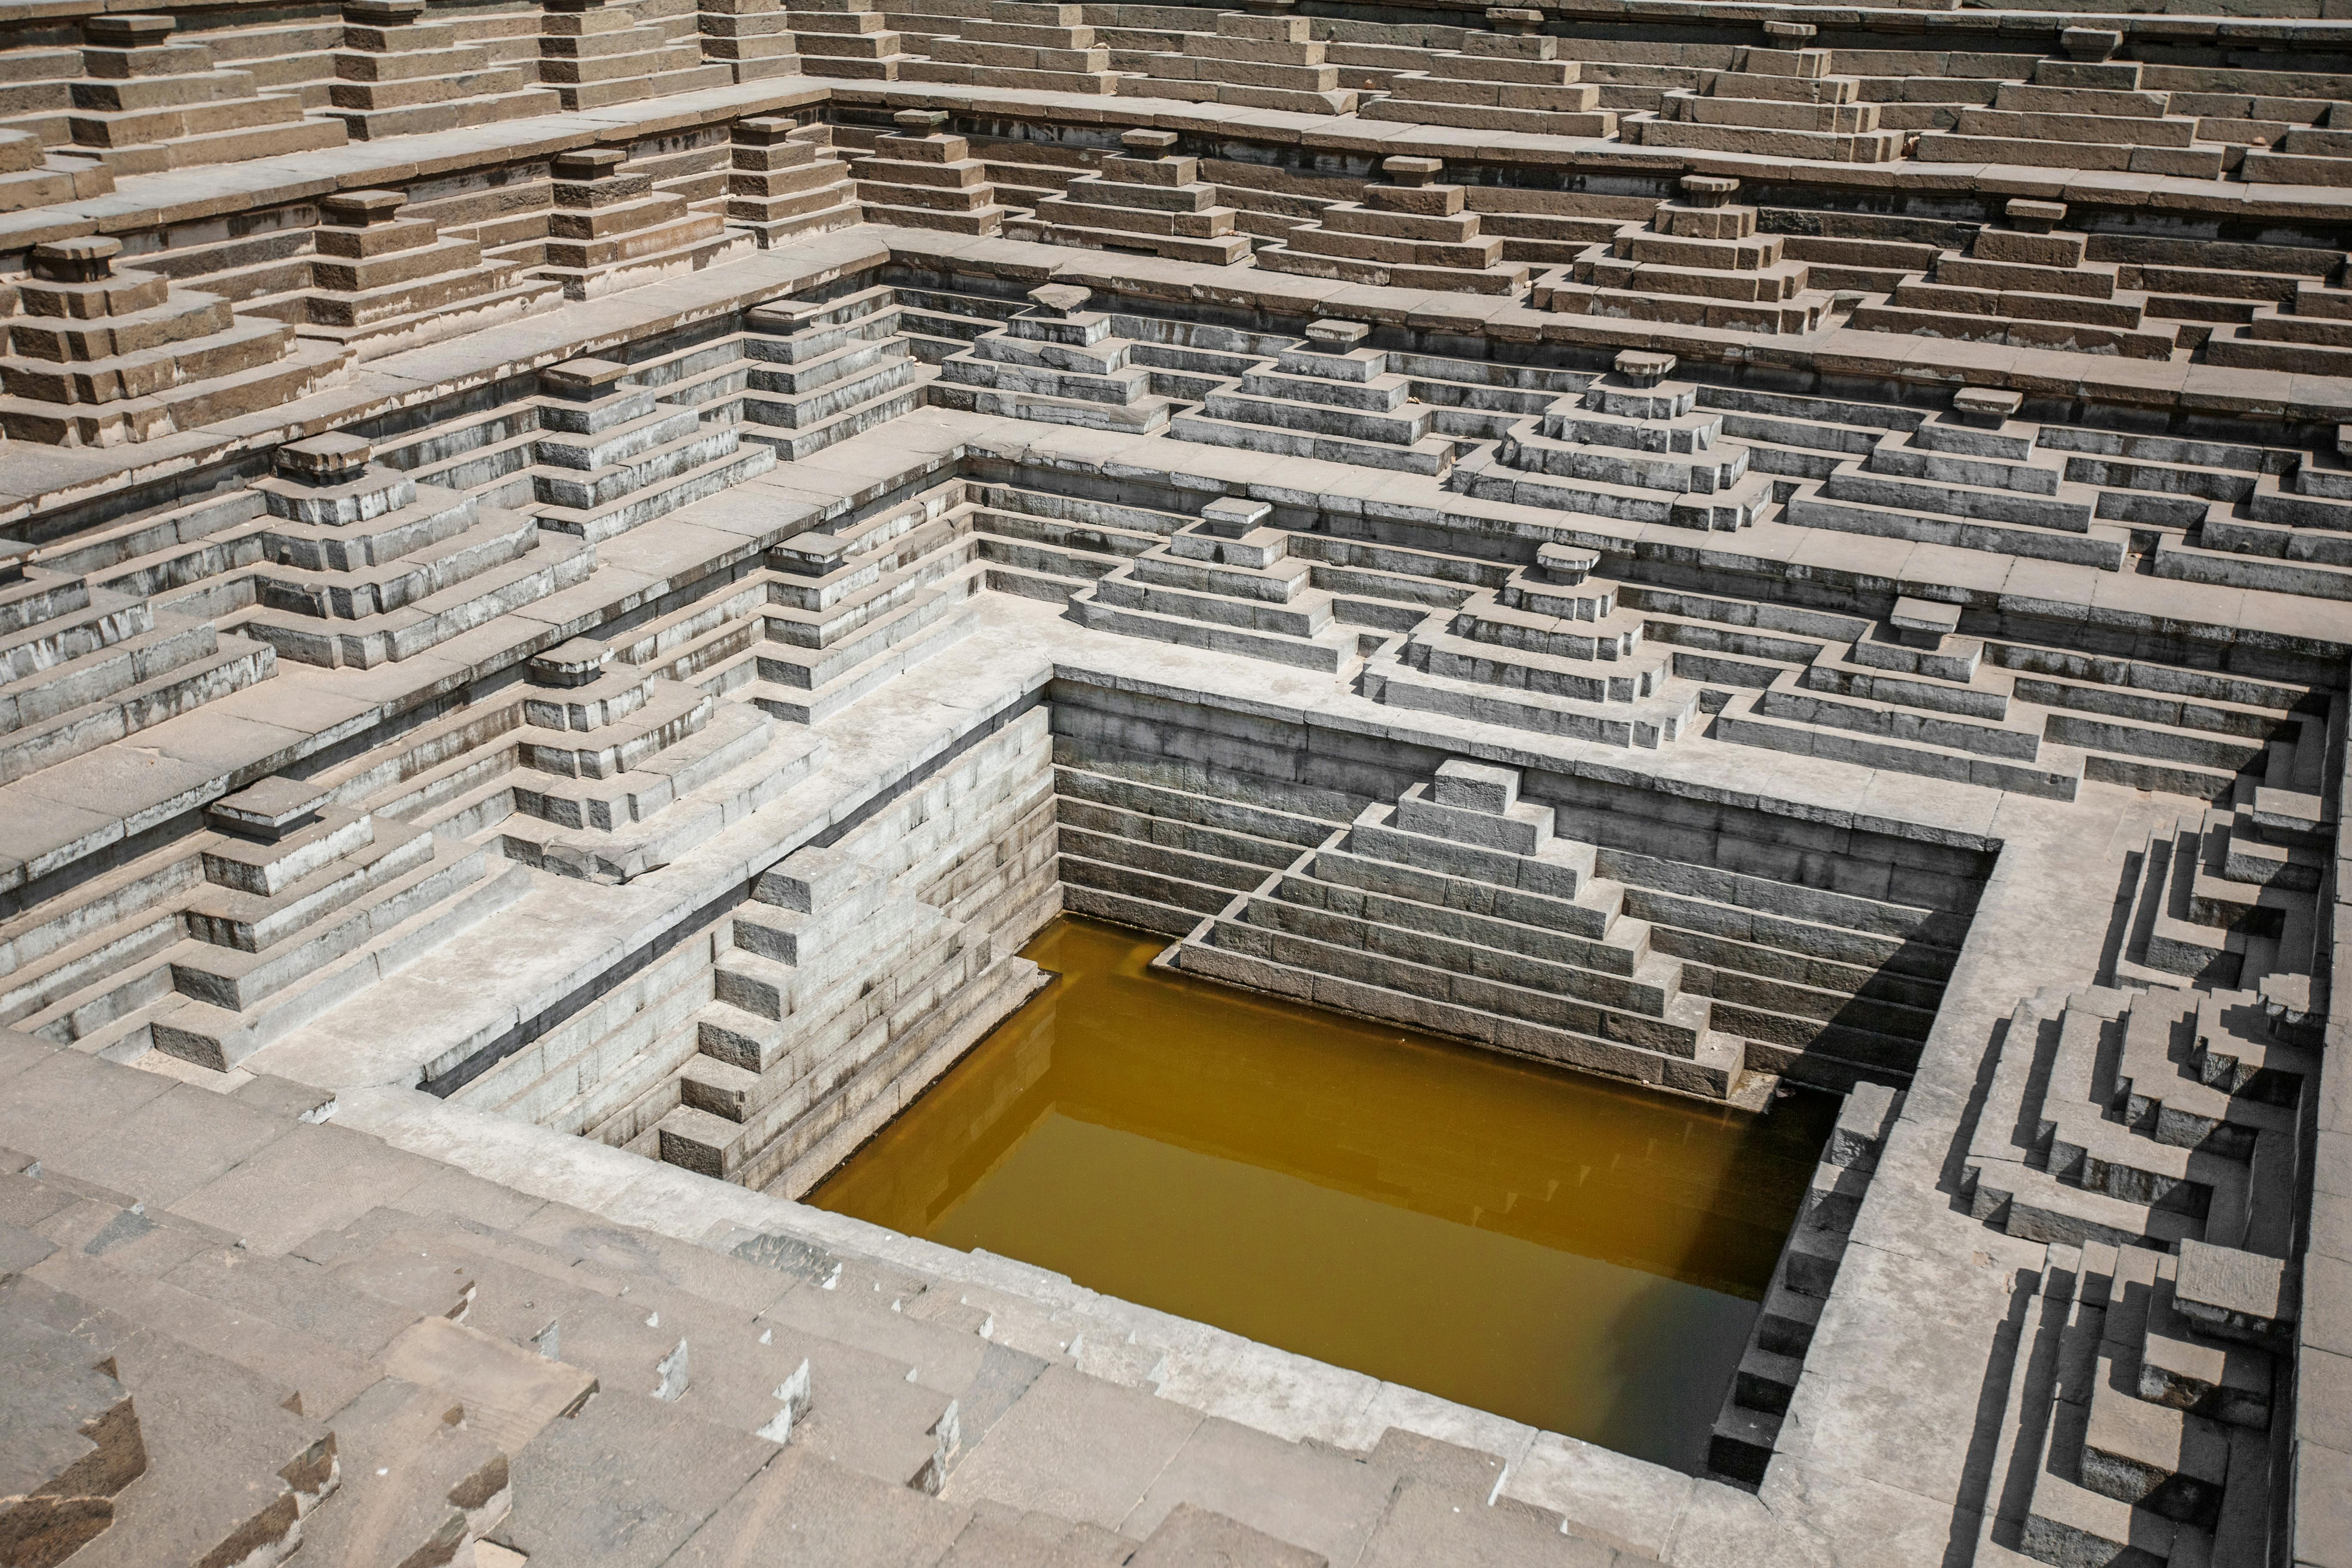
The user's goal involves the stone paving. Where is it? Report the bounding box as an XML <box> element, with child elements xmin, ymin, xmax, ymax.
<box><xmin>0</xmin><ymin>2</ymin><xmax>2349</xmax><ymax>1565</ymax></box>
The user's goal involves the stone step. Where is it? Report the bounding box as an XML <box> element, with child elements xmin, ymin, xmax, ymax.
<box><xmin>1239</xmin><ymin>878</ymin><xmax>1682</xmax><ymax>1016</ymax></box>
<box><xmin>0</xmin><ymin>630</ymin><xmax>274</xmax><ymax>786</ymax></box>
<box><xmin>747</xmin><ymin>596</ymin><xmax>980</xmax><ymax>727</ymax></box>
<box><xmin>1754</xmin><ymin>679</ymin><xmax>2046</xmax><ymax>761</ymax></box>
<box><xmin>1068</xmin><ymin>578</ymin><xmax>1360</xmax><ymax>675</ymax></box>
<box><xmin>1169</xmin><ymin>408</ymin><xmax>1457</xmax><ymax>478</ymax></box>
<box><xmin>533</xmin><ymin>431</ymin><xmax>777</xmax><ymax>545</ymax></box>
<box><xmin>1366</xmin><ymin>657</ymin><xmax>1698</xmax><ymax>749</ymax></box>
<box><xmin>1803</xmin><ymin>479</ymin><xmax>2109</xmax><ymax>573</ymax></box>
<box><xmin>149</xmin><ymin>855</ymin><xmax>529</xmax><ymax>1072</ymax></box>
<box><xmin>1405</xmin><ymin>623</ymin><xmax>1671</xmax><ymax>706</ymax></box>
<box><xmin>1177</xmin><ymin>922</ymin><xmax>1754</xmax><ymax>1103</ymax></box>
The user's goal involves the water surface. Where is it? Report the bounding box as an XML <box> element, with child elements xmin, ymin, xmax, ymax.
<box><xmin>812</xmin><ymin>916</ymin><xmax>1834</xmax><ymax>1470</ymax></box>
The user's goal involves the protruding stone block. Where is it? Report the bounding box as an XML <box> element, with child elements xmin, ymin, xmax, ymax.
<box><xmin>1432</xmin><ymin>758</ymin><xmax>1521</xmax><ymax>815</ymax></box>
<box><xmin>1028</xmin><ymin>283</ymin><xmax>1092</xmax><ymax>317</ymax></box>
<box><xmin>529</xmin><ymin>637</ymin><xmax>613</xmax><ymax>687</ymax></box>
<box><xmin>276</xmin><ymin>433</ymin><xmax>374</xmax><ymax>482</ymax></box>
<box><xmin>1890</xmin><ymin>596</ymin><xmax>1961</xmax><ymax>646</ymax></box>
<box><xmin>1615</xmin><ymin>350</ymin><xmax>1676</xmax><ymax>385</ymax></box>
<box><xmin>1953</xmin><ymin>387</ymin><xmax>2023</xmax><ymax>427</ymax></box>
<box><xmin>208</xmin><ymin>776</ymin><xmax>334</xmax><ymax>840</ymax></box>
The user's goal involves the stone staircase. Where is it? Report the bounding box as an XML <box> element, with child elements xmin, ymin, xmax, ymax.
<box><xmin>785</xmin><ymin>0</ymin><xmax>922</xmax><ymax>79</ymax></box>
<box><xmin>1022</xmin><ymin>128</ymin><xmax>1256</xmax><ymax>267</ymax></box>
<box><xmin>1994</xmin><ymin>1227</ymin><xmax>2288</xmax><ymax>1566</ymax></box>
<box><xmin>1538</xmin><ymin>175</ymin><xmax>1831</xmax><ymax>336</ymax></box>
<box><xmin>0</xmin><ymin>1024</ymin><xmax>1655</xmax><ymax>1568</ymax></box>
<box><xmin>900</xmin><ymin>0</ymin><xmax>1120</xmax><ymax>93</ymax></box>
<box><xmin>1707</xmin><ymin>1081</ymin><xmax>1901</xmax><ymax>1486</ymax></box>
<box><xmin>537</xmin><ymin>0</ymin><xmax>728</xmax><ymax>111</ymax></box>
<box><xmin>1961</xmin><ymin>978</ymin><xmax>2306</xmax><ymax>1568</ymax></box>
<box><xmin>524</xmin><ymin>356</ymin><xmax>776</xmax><ymax>546</ymax></box>
<box><xmin>2107</xmin><ymin>701</ymin><xmax>2337</xmax><ymax>997</ymax></box>
<box><xmin>0</xmin><ymin>546</ymin><xmax>276</xmax><ymax>789</ymax></box>
<box><xmin>850</xmin><ymin>109</ymin><xmax>1010</xmax><ymax>236</ymax></box>
<box><xmin>235</xmin><ymin>188</ymin><xmax>565</xmax><ymax>364</ymax></box>
<box><xmin>1781</xmin><ymin>386</ymin><xmax>2129</xmax><ymax>569</ymax></box>
<box><xmin>1966</xmin><ymin>983</ymin><xmax>2307</xmax><ymax>1259</ymax></box>
<box><xmin>532</xmin><ymin>145</ymin><xmax>754</xmax><ymax>301</ymax></box>
<box><xmin>722</xmin><ymin>117</ymin><xmax>861</xmax><ymax>247</ymax></box>
<box><xmin>1171</xmin><ymin>318</ymin><xmax>1461</xmax><ymax>476</ymax></box>
<box><xmin>740</xmin><ymin>478</ymin><xmax>984</xmax><ymax>725</ymax></box>
<box><xmin>492</xmin><ymin>636</ymin><xmax>821</xmax><ymax>885</ymax></box>
<box><xmin>740</xmin><ymin>285</ymin><xmax>932</xmax><ymax>461</ymax></box>
<box><xmin>1252</xmin><ymin>156</ymin><xmax>1531</xmax><ymax>297</ymax></box>
<box><xmin>699</xmin><ymin>0</ymin><xmax>803</xmax><ymax>83</ymax></box>
<box><xmin>324</xmin><ymin>0</ymin><xmax>559</xmax><ymax>140</ymax></box>
<box><xmin>1914</xmin><ymin>30</ymin><xmax>2226</xmax><ymax>179</ymax></box>
<box><xmin>652</xmin><ymin>839</ymin><xmax>1041</xmax><ymax>1195</ymax></box>
<box><xmin>0</xmin><ymin>766</ymin><xmax>524</xmax><ymax>1077</ymax></box>
<box><xmin>243</xmin><ymin>432</ymin><xmax>590</xmax><ymax>672</ymax></box>
<box><xmin>1357</xmin><ymin>11</ymin><xmax>1615</xmax><ymax>138</ymax></box>
<box><xmin>1711</xmin><ymin>593</ymin><xmax>2089</xmax><ymax>801</ymax></box>
<box><xmin>935</xmin><ymin>283</ymin><xmax>1178</xmax><ymax>434</ymax></box>
<box><xmin>1451</xmin><ymin>350</ymin><xmax>1772</xmax><ymax>532</ymax></box>
<box><xmin>1068</xmin><ymin>497</ymin><xmax>1381</xmax><ymax>677</ymax></box>
<box><xmin>1114</xmin><ymin>6</ymin><xmax>1360</xmax><ymax>115</ymax></box>
<box><xmin>1165</xmin><ymin>759</ymin><xmax>1777</xmax><ymax>1108</ymax></box>
<box><xmin>1627</xmin><ymin>36</ymin><xmax>1905</xmax><ymax>164</ymax></box>
<box><xmin>1370</xmin><ymin>543</ymin><xmax>1699</xmax><ymax>749</ymax></box>
<box><xmin>0</xmin><ymin>237</ymin><xmax>349</xmax><ymax>449</ymax></box>
<box><xmin>58</xmin><ymin>13</ymin><xmax>344</xmax><ymax>177</ymax></box>
<box><xmin>1849</xmin><ymin>200</ymin><xmax>2182</xmax><ymax>363</ymax></box>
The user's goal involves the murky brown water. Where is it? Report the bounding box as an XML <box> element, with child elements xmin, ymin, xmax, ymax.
<box><xmin>811</xmin><ymin>916</ymin><xmax>1835</xmax><ymax>1471</ymax></box>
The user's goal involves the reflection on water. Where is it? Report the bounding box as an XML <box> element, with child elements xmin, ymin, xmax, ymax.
<box><xmin>811</xmin><ymin>916</ymin><xmax>1834</xmax><ymax>1471</ymax></box>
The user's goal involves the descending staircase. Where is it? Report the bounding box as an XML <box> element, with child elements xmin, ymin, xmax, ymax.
<box><xmin>1165</xmin><ymin>758</ymin><xmax>1778</xmax><ymax>1107</ymax></box>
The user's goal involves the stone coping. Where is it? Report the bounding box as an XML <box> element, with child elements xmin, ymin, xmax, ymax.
<box><xmin>5</xmin><ymin>217</ymin><xmax>2351</xmax><ymax>528</ymax></box>
<box><xmin>0</xmin><ymin>0</ymin><xmax>2341</xmax><ymax>41</ymax></box>
<box><xmin>822</xmin><ymin>79</ymin><xmax>2352</xmax><ymax>225</ymax></box>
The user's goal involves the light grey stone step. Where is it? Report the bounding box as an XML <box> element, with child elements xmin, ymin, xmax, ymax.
<box><xmin>151</xmin><ymin>855</ymin><xmax>529</xmax><ymax>1072</ymax></box>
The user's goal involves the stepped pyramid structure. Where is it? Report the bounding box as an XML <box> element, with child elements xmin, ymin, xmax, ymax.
<box><xmin>723</xmin><ymin>117</ymin><xmax>860</xmax><ymax>244</ymax></box>
<box><xmin>246</xmin><ymin>432</ymin><xmax>592</xmax><ymax>670</ymax></box>
<box><xmin>57</xmin><ymin>13</ymin><xmax>346</xmax><ymax>175</ymax></box>
<box><xmin>1915</xmin><ymin>28</ymin><xmax>2228</xmax><ymax>177</ymax></box>
<box><xmin>1173</xmin><ymin>319</ymin><xmax>1463</xmax><ymax>475</ymax></box>
<box><xmin>1539</xmin><ymin>175</ymin><xmax>1831</xmax><ymax>334</ymax></box>
<box><xmin>848</xmin><ymin>109</ymin><xmax>1009</xmax><ymax>234</ymax></box>
<box><xmin>1116</xmin><ymin>2</ymin><xmax>1361</xmax><ymax>115</ymax></box>
<box><xmin>935</xmin><ymin>283</ymin><xmax>1174</xmax><ymax>433</ymax></box>
<box><xmin>1253</xmin><ymin>155</ymin><xmax>1530</xmax><ymax>296</ymax></box>
<box><xmin>697</xmin><ymin>0</ymin><xmax>804</xmax><ymax>82</ymax></box>
<box><xmin>240</xmin><ymin>189</ymin><xmax>566</xmax><ymax>361</ymax></box>
<box><xmin>535</xmin><ymin>146</ymin><xmax>754</xmax><ymax>298</ymax></box>
<box><xmin>523</xmin><ymin>356</ymin><xmax>775</xmax><ymax>543</ymax></box>
<box><xmin>782</xmin><ymin>0</ymin><xmax>920</xmax><ymax>79</ymax></box>
<box><xmin>0</xmin><ymin>1</ymin><xmax>2343</xmax><ymax>1562</ymax></box>
<box><xmin>901</xmin><ymin>0</ymin><xmax>1118</xmax><ymax>93</ymax></box>
<box><xmin>1453</xmin><ymin>350</ymin><xmax>1773</xmax><ymax>531</ymax></box>
<box><xmin>0</xmin><ymin>237</ymin><xmax>349</xmax><ymax>448</ymax></box>
<box><xmin>1022</xmin><ymin>128</ymin><xmax>1254</xmax><ymax>264</ymax></box>
<box><xmin>537</xmin><ymin>0</ymin><xmax>730</xmax><ymax>110</ymax></box>
<box><xmin>1849</xmin><ymin>199</ymin><xmax>2181</xmax><ymax>360</ymax></box>
<box><xmin>1359</xmin><ymin>9</ymin><xmax>1615</xmax><ymax>137</ymax></box>
<box><xmin>1372</xmin><ymin>543</ymin><xmax>1700</xmax><ymax>748</ymax></box>
<box><xmin>325</xmin><ymin>0</ymin><xmax>560</xmax><ymax>139</ymax></box>
<box><xmin>1629</xmin><ymin>28</ymin><xmax>1904</xmax><ymax>164</ymax></box>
